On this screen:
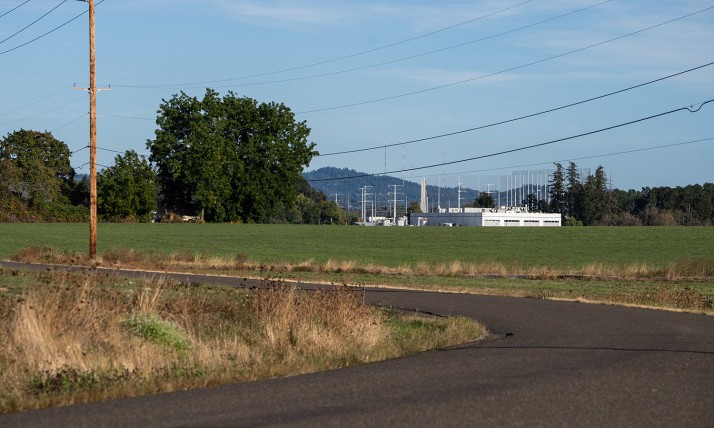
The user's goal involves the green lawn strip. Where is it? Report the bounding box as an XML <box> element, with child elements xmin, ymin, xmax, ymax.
<box><xmin>1</xmin><ymin>224</ymin><xmax>713</xmax><ymax>270</ymax></box>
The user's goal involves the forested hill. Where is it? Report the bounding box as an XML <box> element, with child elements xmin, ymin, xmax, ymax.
<box><xmin>303</xmin><ymin>167</ymin><xmax>477</xmax><ymax>210</ymax></box>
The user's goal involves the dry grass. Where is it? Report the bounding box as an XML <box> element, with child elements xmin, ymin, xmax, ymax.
<box><xmin>8</xmin><ymin>246</ymin><xmax>714</xmax><ymax>315</ymax></box>
<box><xmin>661</xmin><ymin>258</ymin><xmax>714</xmax><ymax>279</ymax></box>
<box><xmin>15</xmin><ymin>245</ymin><xmax>713</xmax><ymax>281</ymax></box>
<box><xmin>0</xmin><ymin>269</ymin><xmax>485</xmax><ymax>413</ymax></box>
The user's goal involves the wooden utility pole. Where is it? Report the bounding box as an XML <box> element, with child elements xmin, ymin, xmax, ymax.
<box><xmin>75</xmin><ymin>0</ymin><xmax>109</xmax><ymax>260</ymax></box>
<box><xmin>88</xmin><ymin>0</ymin><xmax>97</xmax><ymax>260</ymax></box>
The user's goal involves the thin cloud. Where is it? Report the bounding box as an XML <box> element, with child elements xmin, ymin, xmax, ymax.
<box><xmin>217</xmin><ymin>1</ymin><xmax>361</xmax><ymax>29</ymax></box>
<box><xmin>211</xmin><ymin>1</ymin><xmax>543</xmax><ymax>32</ymax></box>
<box><xmin>365</xmin><ymin>1</ymin><xmax>532</xmax><ymax>32</ymax></box>
<box><xmin>502</xmin><ymin>3</ymin><xmax>714</xmax><ymax>83</ymax></box>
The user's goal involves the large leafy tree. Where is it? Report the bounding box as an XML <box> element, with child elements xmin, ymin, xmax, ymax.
<box><xmin>0</xmin><ymin>129</ymin><xmax>75</xmax><ymax>206</ymax></box>
<box><xmin>97</xmin><ymin>150</ymin><xmax>157</xmax><ymax>220</ymax></box>
<box><xmin>147</xmin><ymin>89</ymin><xmax>317</xmax><ymax>222</ymax></box>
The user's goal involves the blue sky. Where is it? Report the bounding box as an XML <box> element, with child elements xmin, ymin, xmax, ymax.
<box><xmin>1</xmin><ymin>0</ymin><xmax>712</xmax><ymax>193</ymax></box>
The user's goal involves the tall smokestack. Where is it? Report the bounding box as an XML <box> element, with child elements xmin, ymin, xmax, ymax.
<box><xmin>420</xmin><ymin>178</ymin><xmax>427</xmax><ymax>213</ymax></box>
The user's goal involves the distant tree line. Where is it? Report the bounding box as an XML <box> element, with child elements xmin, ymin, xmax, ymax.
<box><xmin>608</xmin><ymin>183</ymin><xmax>714</xmax><ymax>226</ymax></box>
<box><xmin>457</xmin><ymin>160</ymin><xmax>712</xmax><ymax>226</ymax></box>
<box><xmin>1</xmin><ymin>91</ymin><xmax>346</xmax><ymax>224</ymax></box>
<box><xmin>547</xmin><ymin>162</ymin><xmax>713</xmax><ymax>226</ymax></box>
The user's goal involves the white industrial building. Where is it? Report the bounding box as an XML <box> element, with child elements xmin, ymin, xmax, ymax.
<box><xmin>410</xmin><ymin>207</ymin><xmax>561</xmax><ymax>227</ymax></box>
<box><xmin>408</xmin><ymin>176</ymin><xmax>561</xmax><ymax>227</ymax></box>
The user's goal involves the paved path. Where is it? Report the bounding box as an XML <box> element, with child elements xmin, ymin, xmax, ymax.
<box><xmin>1</xmin><ymin>261</ymin><xmax>713</xmax><ymax>427</ymax></box>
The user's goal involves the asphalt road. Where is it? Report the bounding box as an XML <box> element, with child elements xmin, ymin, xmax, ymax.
<box><xmin>1</xmin><ymin>261</ymin><xmax>713</xmax><ymax>427</ymax></box>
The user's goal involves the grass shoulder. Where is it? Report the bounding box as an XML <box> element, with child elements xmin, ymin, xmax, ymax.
<box><xmin>13</xmin><ymin>245</ymin><xmax>709</xmax><ymax>314</ymax></box>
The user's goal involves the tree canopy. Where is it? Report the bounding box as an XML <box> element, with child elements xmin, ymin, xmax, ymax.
<box><xmin>565</xmin><ymin>161</ymin><xmax>583</xmax><ymax>221</ymax></box>
<box><xmin>0</xmin><ymin>129</ymin><xmax>75</xmax><ymax>206</ymax></box>
<box><xmin>147</xmin><ymin>89</ymin><xmax>317</xmax><ymax>222</ymax></box>
<box><xmin>548</xmin><ymin>162</ymin><xmax>566</xmax><ymax>218</ymax></box>
<box><xmin>472</xmin><ymin>192</ymin><xmax>494</xmax><ymax>208</ymax></box>
<box><xmin>0</xmin><ymin>129</ymin><xmax>87</xmax><ymax>222</ymax></box>
<box><xmin>97</xmin><ymin>150</ymin><xmax>157</xmax><ymax>220</ymax></box>
<box><xmin>285</xmin><ymin>177</ymin><xmax>346</xmax><ymax>224</ymax></box>
<box><xmin>582</xmin><ymin>166</ymin><xmax>608</xmax><ymax>225</ymax></box>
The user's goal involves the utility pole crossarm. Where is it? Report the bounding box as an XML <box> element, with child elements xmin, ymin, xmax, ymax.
<box><xmin>73</xmin><ymin>83</ymin><xmax>112</xmax><ymax>92</ymax></box>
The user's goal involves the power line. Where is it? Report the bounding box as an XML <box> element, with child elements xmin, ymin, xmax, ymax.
<box><xmin>71</xmin><ymin>137</ymin><xmax>714</xmax><ymax>191</ymax></box>
<box><xmin>65</xmin><ymin>5</ymin><xmax>712</xmax><ymax>127</ymax></box>
<box><xmin>97</xmin><ymin>146</ymin><xmax>125</xmax><ymax>154</ymax></box>
<box><xmin>0</xmin><ymin>0</ymin><xmax>105</xmax><ymax>56</ymax></box>
<box><xmin>115</xmin><ymin>0</ymin><xmax>613</xmax><ymax>90</ymax></box>
<box><xmin>97</xmin><ymin>112</ymin><xmax>154</xmax><ymax>121</ymax></box>
<box><xmin>417</xmin><ymin>137</ymin><xmax>714</xmax><ymax>180</ymax></box>
<box><xmin>74</xmin><ymin>161</ymin><xmax>110</xmax><ymax>170</ymax></box>
<box><xmin>71</xmin><ymin>145</ymin><xmax>89</xmax><ymax>155</ymax></box>
<box><xmin>0</xmin><ymin>96</ymin><xmax>85</xmax><ymax>125</ymax></box>
<box><xmin>52</xmin><ymin>112</ymin><xmax>88</xmax><ymax>132</ymax></box>
<box><xmin>0</xmin><ymin>0</ymin><xmax>68</xmax><ymax>45</ymax></box>
<box><xmin>297</xmin><ymin>5</ymin><xmax>714</xmax><ymax>114</ymax></box>
<box><xmin>0</xmin><ymin>0</ymin><xmax>30</xmax><ymax>20</ymax></box>
<box><xmin>92</xmin><ymin>62</ymin><xmax>714</xmax><ymax>156</ymax></box>
<box><xmin>316</xmin><ymin>61</ymin><xmax>714</xmax><ymax>156</ymax></box>
<box><xmin>0</xmin><ymin>84</ymin><xmax>73</xmax><ymax>117</ymax></box>
<box><xmin>111</xmin><ymin>0</ymin><xmax>538</xmax><ymax>89</ymax></box>
<box><xmin>306</xmin><ymin>100</ymin><xmax>714</xmax><ymax>182</ymax></box>
<box><xmin>95</xmin><ymin>60</ymin><xmax>714</xmax><ymax>134</ymax></box>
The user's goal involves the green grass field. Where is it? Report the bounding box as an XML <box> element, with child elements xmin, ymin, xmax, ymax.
<box><xmin>1</xmin><ymin>223</ymin><xmax>713</xmax><ymax>269</ymax></box>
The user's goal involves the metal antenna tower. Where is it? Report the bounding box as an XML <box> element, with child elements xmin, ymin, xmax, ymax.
<box><xmin>389</xmin><ymin>184</ymin><xmax>403</xmax><ymax>223</ymax></box>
